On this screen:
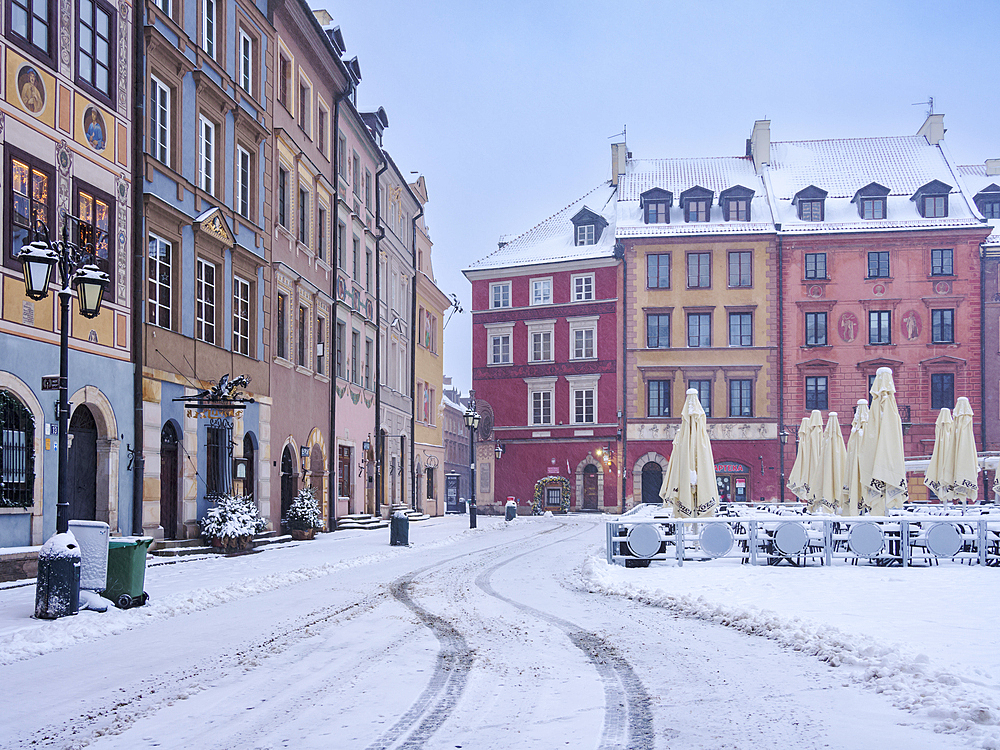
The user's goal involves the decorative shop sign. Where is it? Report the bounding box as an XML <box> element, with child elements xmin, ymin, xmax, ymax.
<box><xmin>174</xmin><ymin>374</ymin><xmax>255</xmax><ymax>418</ymax></box>
<box><xmin>715</xmin><ymin>462</ymin><xmax>749</xmax><ymax>474</ymax></box>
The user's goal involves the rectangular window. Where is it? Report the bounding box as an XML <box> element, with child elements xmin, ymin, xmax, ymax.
<box><xmin>337</xmin><ymin>134</ymin><xmax>346</xmax><ymax>177</ymax></box>
<box><xmin>572</xmin><ymin>274</ymin><xmax>594</xmax><ymax>301</ymax></box>
<box><xmin>647</xmin><ymin>380</ymin><xmax>670</xmax><ymax>417</ymax></box>
<box><xmin>646</xmin><ymin>314</ymin><xmax>670</xmax><ymax>348</ymax></box>
<box><xmin>9</xmin><ymin>0</ymin><xmax>52</xmax><ymax>59</ymax></box>
<box><xmin>647</xmin><ymin>253</ymin><xmax>670</xmax><ymax>288</ymax></box>
<box><xmin>576</xmin><ymin>224</ymin><xmax>595</xmax><ymax>246</ymax></box>
<box><xmin>728</xmin><ymin>251</ymin><xmax>752</xmax><ymax>287</ymax></box>
<box><xmin>531</xmin><ymin>278</ymin><xmax>552</xmax><ymax>305</ymax></box>
<box><xmin>236</xmin><ymin>146</ymin><xmax>251</xmax><ymax>220</ymax></box>
<box><xmin>317</xmin><ymin>205</ymin><xmax>327</xmax><ymax>260</ymax></box>
<box><xmin>869</xmin><ymin>310</ymin><xmax>891</xmax><ymax>345</ymax></box>
<box><xmin>78</xmin><ymin>0</ymin><xmax>114</xmax><ymax>99</ymax></box>
<box><xmin>687</xmin><ymin>253</ymin><xmax>711</xmax><ymax>288</ymax></box>
<box><xmin>726</xmin><ymin>199</ymin><xmax>749</xmax><ymax>221</ymax></box>
<box><xmin>729</xmin><ymin>379</ymin><xmax>752</xmax><ymax>417</ymax></box>
<box><xmin>924</xmin><ymin>196</ymin><xmax>946</xmax><ymax>218</ymax></box>
<box><xmin>931</xmin><ymin>309</ymin><xmax>954</xmax><ymax>343</ymax></box>
<box><xmin>232</xmin><ymin>275</ymin><xmax>251</xmax><ymax>356</ymax></box>
<box><xmin>805</xmin><ymin>376</ymin><xmax>828</xmax><ymax>410</ymax></box>
<box><xmin>75</xmin><ymin>184</ymin><xmax>113</xmax><ymax>286</ymax></box>
<box><xmin>687</xmin><ymin>313</ymin><xmax>711</xmax><ymax>347</ymax></box>
<box><xmin>804</xmin><ymin>253</ymin><xmax>827</xmax><ymax>280</ymax></box>
<box><xmin>201</xmin><ymin>0</ymin><xmax>215</xmax><ymax>58</ymax></box>
<box><xmin>337</xmin><ymin>223</ymin><xmax>346</xmax><ymax>268</ymax></box>
<box><xmin>728</xmin><ymin>312</ymin><xmax>752</xmax><ymax>347</ymax></box>
<box><xmin>530</xmin><ymin>331</ymin><xmax>552</xmax><ymax>362</ymax></box>
<box><xmin>297</xmin><ymin>305</ymin><xmax>307</xmax><ymax>366</ymax></box>
<box><xmin>8</xmin><ymin>152</ymin><xmax>53</xmax><ymax>271</ymax></box>
<box><xmin>278</xmin><ymin>55</ymin><xmax>290</xmax><ymax>108</ymax></box>
<box><xmin>198</xmin><ymin>116</ymin><xmax>215</xmax><ymax>195</ymax></box>
<box><xmin>298</xmin><ymin>81</ymin><xmax>310</xmax><ymax>133</ymax></box>
<box><xmin>147</xmin><ymin>233</ymin><xmax>172</xmax><ymax>329</ymax></box>
<box><xmin>149</xmin><ymin>75</ymin><xmax>170</xmax><ymax>165</ymax></box>
<box><xmin>572</xmin><ymin>328</ymin><xmax>594</xmax><ymax>359</ymax></box>
<box><xmin>861</xmin><ymin>198</ymin><xmax>885</xmax><ymax>219</ymax></box>
<box><xmin>983</xmin><ymin>201</ymin><xmax>1000</xmax><ymax>219</ymax></box>
<box><xmin>351</xmin><ymin>330</ymin><xmax>360</xmax><ymax>384</ymax></box>
<box><xmin>277</xmin><ymin>167</ymin><xmax>288</xmax><ymax>228</ymax></box>
<box><xmin>365</xmin><ymin>170</ymin><xmax>373</xmax><ymax>210</ymax></box>
<box><xmin>238</xmin><ymin>29</ymin><xmax>252</xmax><ymax>93</ymax></box>
<box><xmin>317</xmin><ymin>106</ymin><xmax>327</xmax><ymax>155</ymax></box>
<box><xmin>689</xmin><ymin>380</ymin><xmax>711</xmax><ymax>416</ymax></box>
<box><xmin>867</xmin><ymin>251</ymin><xmax>889</xmax><ymax>278</ymax></box>
<box><xmin>366</xmin><ymin>248</ymin><xmax>372</xmax><ymax>291</ymax></box>
<box><xmin>352</xmin><ymin>150</ymin><xmax>361</xmax><ymax>196</ymax></box>
<box><xmin>532</xmin><ymin>391</ymin><xmax>552</xmax><ymax>425</ymax></box>
<box><xmin>490</xmin><ymin>282</ymin><xmax>510</xmax><ymax>309</ymax></box>
<box><xmin>931</xmin><ymin>373</ymin><xmax>954</xmax><ymax>409</ymax></box>
<box><xmin>276</xmin><ymin>293</ymin><xmax>287</xmax><ymax>359</ymax></box>
<box><xmin>491</xmin><ymin>334</ymin><xmax>510</xmax><ymax>364</ymax></box>
<box><xmin>799</xmin><ymin>200</ymin><xmax>823</xmax><ymax>221</ymax></box>
<box><xmin>298</xmin><ymin>187</ymin><xmax>309</xmax><ymax>245</ymax></box>
<box><xmin>685</xmin><ymin>200</ymin><xmax>708</xmax><ymax>222</ymax></box>
<box><xmin>352</xmin><ymin>236</ymin><xmax>360</xmax><ymax>279</ymax></box>
<box><xmin>573</xmin><ymin>388</ymin><xmax>595</xmax><ymax>424</ymax></box>
<box><xmin>805</xmin><ymin>312</ymin><xmax>827</xmax><ymax>346</ymax></box>
<box><xmin>646</xmin><ymin>201</ymin><xmax>668</xmax><ymax>224</ymax></box>
<box><xmin>335</xmin><ymin>321</ymin><xmax>345</xmax><ymax>378</ymax></box>
<box><xmin>931</xmin><ymin>248</ymin><xmax>953</xmax><ymax>276</ymax></box>
<box><xmin>196</xmin><ymin>258</ymin><xmax>216</xmax><ymax>345</ymax></box>
<box><xmin>365</xmin><ymin>338</ymin><xmax>372</xmax><ymax>388</ymax></box>
<box><xmin>316</xmin><ymin>317</ymin><xmax>325</xmax><ymax>375</ymax></box>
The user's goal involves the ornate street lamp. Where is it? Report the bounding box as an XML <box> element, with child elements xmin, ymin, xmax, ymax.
<box><xmin>18</xmin><ymin>217</ymin><xmax>110</xmax><ymax>619</ymax></box>
<box><xmin>464</xmin><ymin>392</ymin><xmax>481</xmax><ymax>529</ymax></box>
<box><xmin>494</xmin><ymin>440</ymin><xmax>505</xmax><ymax>460</ymax></box>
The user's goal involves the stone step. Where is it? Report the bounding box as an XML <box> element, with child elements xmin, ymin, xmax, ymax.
<box><xmin>336</xmin><ymin>514</ymin><xmax>389</xmax><ymax>531</ymax></box>
<box><xmin>149</xmin><ymin>531</ymin><xmax>295</xmax><ymax>557</ymax></box>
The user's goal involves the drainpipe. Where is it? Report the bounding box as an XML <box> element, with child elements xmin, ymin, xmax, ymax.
<box><xmin>410</xmin><ymin>205</ymin><xmax>423</xmax><ymax>509</ymax></box>
<box><xmin>373</xmin><ymin>160</ymin><xmax>387</xmax><ymax>515</ymax></box>
<box><xmin>777</xmin><ymin>232</ymin><xmax>785</xmax><ymax>503</ymax></box>
<box><xmin>131</xmin><ymin>0</ymin><xmax>146</xmax><ymax>533</ymax></box>
<box><xmin>981</xmin><ymin>246</ymin><xmax>987</xmax><ymax>498</ymax></box>
<box><xmin>616</xmin><ymin>240</ymin><xmax>627</xmax><ymax>513</ymax></box>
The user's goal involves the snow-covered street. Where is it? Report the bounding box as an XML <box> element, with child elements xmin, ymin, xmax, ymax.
<box><xmin>1</xmin><ymin>514</ymin><xmax>997</xmax><ymax>749</ymax></box>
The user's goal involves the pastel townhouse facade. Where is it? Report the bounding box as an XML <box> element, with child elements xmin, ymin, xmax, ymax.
<box><xmin>959</xmin><ymin>159</ymin><xmax>1000</xmax><ymax>450</ymax></box>
<box><xmin>411</xmin><ymin>176</ymin><xmax>449</xmax><ymax>516</ymax></box>
<box><xmin>465</xmin><ymin>183</ymin><xmax>622</xmax><ymax>515</ymax></box>
<box><xmin>268</xmin><ymin>2</ymin><xmax>353</xmax><ymax>530</ymax></box>
<box><xmin>139</xmin><ymin>0</ymin><xmax>272</xmax><ymax>538</ymax></box>
<box><xmin>441</xmin><ymin>384</ymin><xmax>468</xmax><ymax>506</ymax></box>
<box><xmin>374</xmin><ymin>150</ymin><xmax>416</xmax><ymax>513</ymax></box>
<box><xmin>0</xmin><ymin>0</ymin><xmax>136</xmax><ymax>545</ymax></box>
<box><xmin>755</xmin><ymin>116</ymin><xmax>993</xmax><ymax>500</ymax></box>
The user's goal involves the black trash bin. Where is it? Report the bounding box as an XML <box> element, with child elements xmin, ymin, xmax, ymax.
<box><xmin>505</xmin><ymin>501</ymin><xmax>517</xmax><ymax>521</ymax></box>
<box><xmin>390</xmin><ymin>511</ymin><xmax>409</xmax><ymax>546</ymax></box>
<box><xmin>34</xmin><ymin>532</ymin><xmax>81</xmax><ymax>619</ymax></box>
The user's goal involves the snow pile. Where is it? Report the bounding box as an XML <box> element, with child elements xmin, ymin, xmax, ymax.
<box><xmin>581</xmin><ymin>554</ymin><xmax>1000</xmax><ymax>748</ymax></box>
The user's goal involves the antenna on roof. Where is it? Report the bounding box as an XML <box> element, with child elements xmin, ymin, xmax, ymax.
<box><xmin>911</xmin><ymin>96</ymin><xmax>934</xmax><ymax>118</ymax></box>
<box><xmin>608</xmin><ymin>125</ymin><xmax>626</xmax><ymax>144</ymax></box>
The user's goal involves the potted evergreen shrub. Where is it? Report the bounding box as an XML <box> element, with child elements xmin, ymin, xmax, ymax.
<box><xmin>283</xmin><ymin>484</ymin><xmax>324</xmax><ymax>540</ymax></box>
<box><xmin>200</xmin><ymin>493</ymin><xmax>267</xmax><ymax>552</ymax></box>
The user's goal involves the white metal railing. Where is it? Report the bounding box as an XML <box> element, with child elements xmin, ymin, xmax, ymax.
<box><xmin>606</xmin><ymin>514</ymin><xmax>1000</xmax><ymax>568</ymax></box>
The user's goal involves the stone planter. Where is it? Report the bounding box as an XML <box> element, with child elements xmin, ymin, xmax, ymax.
<box><xmin>288</xmin><ymin>528</ymin><xmax>316</xmax><ymax>541</ymax></box>
<box><xmin>210</xmin><ymin>535</ymin><xmax>253</xmax><ymax>552</ymax></box>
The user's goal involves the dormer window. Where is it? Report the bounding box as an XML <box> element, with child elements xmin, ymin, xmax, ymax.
<box><xmin>974</xmin><ymin>184</ymin><xmax>1000</xmax><ymax>219</ymax></box>
<box><xmin>570</xmin><ymin>206</ymin><xmax>608</xmax><ymax>247</ymax></box>
<box><xmin>679</xmin><ymin>186</ymin><xmax>714</xmax><ymax>223</ymax></box>
<box><xmin>719</xmin><ymin>185</ymin><xmax>755</xmax><ymax>222</ymax></box>
<box><xmin>852</xmin><ymin>183</ymin><xmax>890</xmax><ymax>220</ymax></box>
<box><xmin>640</xmin><ymin>188</ymin><xmax>672</xmax><ymax>224</ymax></box>
<box><xmin>911</xmin><ymin>180</ymin><xmax>951</xmax><ymax>218</ymax></box>
<box><xmin>793</xmin><ymin>185</ymin><xmax>828</xmax><ymax>222</ymax></box>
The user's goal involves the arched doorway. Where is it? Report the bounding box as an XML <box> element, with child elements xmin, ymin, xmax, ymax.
<box><xmin>582</xmin><ymin>464</ymin><xmax>599</xmax><ymax>510</ymax></box>
<box><xmin>243</xmin><ymin>433</ymin><xmax>256</xmax><ymax>502</ymax></box>
<box><xmin>160</xmin><ymin>422</ymin><xmax>179</xmax><ymax>538</ymax></box>
<box><xmin>641</xmin><ymin>461</ymin><xmax>663</xmax><ymax>504</ymax></box>
<box><xmin>280</xmin><ymin>445</ymin><xmax>297</xmax><ymax>529</ymax></box>
<box><xmin>68</xmin><ymin>405</ymin><xmax>98</xmax><ymax>521</ymax></box>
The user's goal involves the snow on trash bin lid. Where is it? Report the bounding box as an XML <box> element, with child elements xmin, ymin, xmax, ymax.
<box><xmin>393</xmin><ymin>510</ymin><xmax>409</xmax><ymax>520</ymax></box>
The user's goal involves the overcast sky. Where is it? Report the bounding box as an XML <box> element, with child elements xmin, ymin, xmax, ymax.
<box><xmin>315</xmin><ymin>0</ymin><xmax>1000</xmax><ymax>395</ymax></box>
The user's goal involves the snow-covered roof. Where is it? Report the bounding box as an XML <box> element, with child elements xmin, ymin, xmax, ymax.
<box><xmin>465</xmin><ymin>182</ymin><xmax>618</xmax><ymax>272</ymax></box>
<box><xmin>764</xmin><ymin>135</ymin><xmax>982</xmax><ymax>234</ymax></box>
<box><xmin>440</xmin><ymin>393</ymin><xmax>464</xmax><ymax>412</ymax></box>
<box><xmin>957</xmin><ymin>164</ymin><xmax>1000</xmax><ymax>246</ymax></box>
<box><xmin>616</xmin><ymin>156</ymin><xmax>773</xmax><ymax>237</ymax></box>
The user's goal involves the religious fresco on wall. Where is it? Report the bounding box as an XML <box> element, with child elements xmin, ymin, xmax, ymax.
<box><xmin>83</xmin><ymin>106</ymin><xmax>106</xmax><ymax>151</ymax></box>
<box><xmin>17</xmin><ymin>65</ymin><xmax>45</xmax><ymax>113</ymax></box>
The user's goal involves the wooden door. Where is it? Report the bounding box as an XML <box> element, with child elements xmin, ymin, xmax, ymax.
<box><xmin>641</xmin><ymin>462</ymin><xmax>663</xmax><ymax>504</ymax></box>
<box><xmin>160</xmin><ymin>423</ymin><xmax>179</xmax><ymax>538</ymax></box>
<box><xmin>280</xmin><ymin>446</ymin><xmax>296</xmax><ymax>528</ymax></box>
<box><xmin>582</xmin><ymin>465</ymin><xmax>599</xmax><ymax>510</ymax></box>
<box><xmin>68</xmin><ymin>406</ymin><xmax>97</xmax><ymax>521</ymax></box>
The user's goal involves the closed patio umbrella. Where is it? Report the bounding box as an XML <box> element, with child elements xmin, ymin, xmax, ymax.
<box><xmin>842</xmin><ymin>400</ymin><xmax>869</xmax><ymax>516</ymax></box>
<box><xmin>923</xmin><ymin>407</ymin><xmax>955</xmax><ymax>502</ymax></box>
<box><xmin>859</xmin><ymin>367</ymin><xmax>908</xmax><ymax>515</ymax></box>
<box><xmin>951</xmin><ymin>397</ymin><xmax>979</xmax><ymax>504</ymax></box>
<box><xmin>811</xmin><ymin>412</ymin><xmax>846</xmax><ymax>514</ymax></box>
<box><xmin>660</xmin><ymin>389</ymin><xmax>719</xmax><ymax>518</ymax></box>
<box><xmin>786</xmin><ymin>417</ymin><xmax>811</xmax><ymax>502</ymax></box>
<box><xmin>788</xmin><ymin>411</ymin><xmax>823</xmax><ymax>506</ymax></box>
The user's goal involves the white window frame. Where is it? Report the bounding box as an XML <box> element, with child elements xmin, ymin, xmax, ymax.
<box><xmin>236</xmin><ymin>145</ymin><xmax>251</xmax><ymax>220</ymax></box>
<box><xmin>568</xmin><ymin>315</ymin><xmax>598</xmax><ymax>360</ymax></box>
<box><xmin>233</xmin><ymin>274</ymin><xmax>251</xmax><ymax>355</ymax></box>
<box><xmin>238</xmin><ymin>29</ymin><xmax>252</xmax><ymax>94</ymax></box>
<box><xmin>150</xmin><ymin>75</ymin><xmax>170</xmax><ymax>165</ymax></box>
<box><xmin>525</xmin><ymin>377</ymin><xmax>557</xmax><ymax>426</ymax></box>
<box><xmin>566</xmin><ymin>374</ymin><xmax>600</xmax><ymax>425</ymax></box>
<box><xmin>530</xmin><ymin>277</ymin><xmax>552</xmax><ymax>306</ymax></box>
<box><xmin>526</xmin><ymin>319</ymin><xmax>555</xmax><ymax>363</ymax></box>
<box><xmin>490</xmin><ymin>281</ymin><xmax>511</xmax><ymax>309</ymax></box>
<box><xmin>151</xmin><ymin>0</ymin><xmax>169</xmax><ymax>14</ymax></box>
<box><xmin>147</xmin><ymin>232</ymin><xmax>172</xmax><ymax>329</ymax></box>
<box><xmin>198</xmin><ymin>115</ymin><xmax>215</xmax><ymax>195</ymax></box>
<box><xmin>576</xmin><ymin>225</ymin><xmax>595</xmax><ymax>246</ymax></box>
<box><xmin>485</xmin><ymin>322</ymin><xmax>513</xmax><ymax>366</ymax></box>
<box><xmin>196</xmin><ymin>258</ymin><xmax>216</xmax><ymax>345</ymax></box>
<box><xmin>572</xmin><ymin>272</ymin><xmax>594</xmax><ymax>301</ymax></box>
<box><xmin>201</xmin><ymin>0</ymin><xmax>216</xmax><ymax>58</ymax></box>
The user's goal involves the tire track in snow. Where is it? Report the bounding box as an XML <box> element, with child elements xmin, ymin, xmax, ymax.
<box><xmin>474</xmin><ymin>526</ymin><xmax>656</xmax><ymax>750</ymax></box>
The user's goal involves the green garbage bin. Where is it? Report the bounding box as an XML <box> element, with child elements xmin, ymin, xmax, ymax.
<box><xmin>104</xmin><ymin>537</ymin><xmax>153</xmax><ymax>609</ymax></box>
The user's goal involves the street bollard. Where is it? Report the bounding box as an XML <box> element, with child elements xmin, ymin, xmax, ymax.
<box><xmin>390</xmin><ymin>510</ymin><xmax>409</xmax><ymax>546</ymax></box>
<box><xmin>470</xmin><ymin>501</ymin><xmax>477</xmax><ymax>529</ymax></box>
<box><xmin>34</xmin><ymin>532</ymin><xmax>81</xmax><ymax>619</ymax></box>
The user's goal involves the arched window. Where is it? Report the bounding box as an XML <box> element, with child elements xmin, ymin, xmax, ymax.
<box><xmin>0</xmin><ymin>391</ymin><xmax>34</xmax><ymax>507</ymax></box>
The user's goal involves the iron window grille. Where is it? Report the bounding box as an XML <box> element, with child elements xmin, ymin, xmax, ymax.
<box><xmin>0</xmin><ymin>390</ymin><xmax>34</xmax><ymax>508</ymax></box>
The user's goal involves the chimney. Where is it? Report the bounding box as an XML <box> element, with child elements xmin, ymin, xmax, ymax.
<box><xmin>610</xmin><ymin>142</ymin><xmax>627</xmax><ymax>186</ymax></box>
<box><xmin>749</xmin><ymin>120</ymin><xmax>770</xmax><ymax>174</ymax></box>
<box><xmin>986</xmin><ymin>159</ymin><xmax>1000</xmax><ymax>176</ymax></box>
<box><xmin>917</xmin><ymin>113</ymin><xmax>945</xmax><ymax>145</ymax></box>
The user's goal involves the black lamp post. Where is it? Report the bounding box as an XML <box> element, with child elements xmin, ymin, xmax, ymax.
<box><xmin>464</xmin><ymin>391</ymin><xmax>480</xmax><ymax>529</ymax></box>
<box><xmin>20</xmin><ymin>217</ymin><xmax>109</xmax><ymax>619</ymax></box>
<box><xmin>778</xmin><ymin>428</ymin><xmax>789</xmax><ymax>504</ymax></box>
